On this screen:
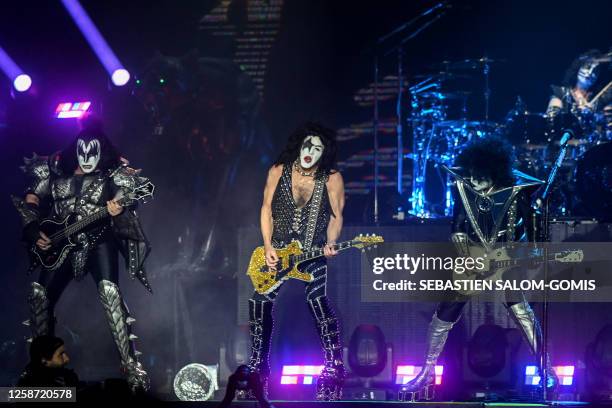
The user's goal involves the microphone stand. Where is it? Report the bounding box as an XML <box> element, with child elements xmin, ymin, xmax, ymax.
<box><xmin>531</xmin><ymin>130</ymin><xmax>571</xmax><ymax>402</ymax></box>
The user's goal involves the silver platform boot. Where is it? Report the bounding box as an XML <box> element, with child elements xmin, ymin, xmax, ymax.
<box><xmin>24</xmin><ymin>282</ymin><xmax>53</xmax><ymax>340</ymax></box>
<box><xmin>398</xmin><ymin>313</ymin><xmax>457</xmax><ymax>401</ymax></box>
<box><xmin>508</xmin><ymin>301</ymin><xmax>558</xmax><ymax>389</ymax></box>
<box><xmin>98</xmin><ymin>280</ymin><xmax>149</xmax><ymax>392</ymax></box>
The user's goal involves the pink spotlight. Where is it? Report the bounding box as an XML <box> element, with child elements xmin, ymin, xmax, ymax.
<box><xmin>280</xmin><ymin>376</ymin><xmax>298</xmax><ymax>385</ymax></box>
<box><xmin>55</xmin><ymin>101</ymin><xmax>92</xmax><ymax>119</ymax></box>
<box><xmin>396</xmin><ymin>365</ymin><xmax>444</xmax><ymax>385</ymax></box>
<box><xmin>280</xmin><ymin>365</ymin><xmax>324</xmax><ymax>385</ymax></box>
<box><xmin>524</xmin><ymin>365</ymin><xmax>575</xmax><ymax>386</ymax></box>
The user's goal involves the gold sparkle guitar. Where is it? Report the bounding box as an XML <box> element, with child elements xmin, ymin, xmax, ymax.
<box><xmin>248</xmin><ymin>234</ymin><xmax>384</xmax><ymax>294</ymax></box>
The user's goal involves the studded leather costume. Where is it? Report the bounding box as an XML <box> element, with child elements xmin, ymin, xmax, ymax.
<box><xmin>13</xmin><ymin>152</ymin><xmax>151</xmax><ymax>392</ymax></box>
<box><xmin>247</xmin><ymin>164</ymin><xmax>345</xmax><ymax>401</ymax></box>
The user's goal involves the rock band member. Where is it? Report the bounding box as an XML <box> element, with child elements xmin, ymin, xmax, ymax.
<box><xmin>401</xmin><ymin>136</ymin><xmax>557</xmax><ymax>400</ymax></box>
<box><xmin>547</xmin><ymin>49</ymin><xmax>611</xmax><ymax>141</ymax></box>
<box><xmin>13</xmin><ymin>118</ymin><xmax>152</xmax><ymax>392</ymax></box>
<box><xmin>246</xmin><ymin>122</ymin><xmax>345</xmax><ymax>400</ymax></box>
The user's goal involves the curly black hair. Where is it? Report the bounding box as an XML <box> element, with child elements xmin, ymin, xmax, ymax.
<box><xmin>274</xmin><ymin>122</ymin><xmax>338</xmax><ymax>178</ymax></box>
<box><xmin>454</xmin><ymin>135</ymin><xmax>515</xmax><ymax>188</ymax></box>
<box><xmin>58</xmin><ymin>115</ymin><xmax>122</xmax><ymax>174</ymax></box>
<box><xmin>562</xmin><ymin>49</ymin><xmax>604</xmax><ymax>88</ymax></box>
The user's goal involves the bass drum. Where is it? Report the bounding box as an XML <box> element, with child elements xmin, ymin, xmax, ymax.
<box><xmin>574</xmin><ymin>142</ymin><xmax>612</xmax><ymax>220</ymax></box>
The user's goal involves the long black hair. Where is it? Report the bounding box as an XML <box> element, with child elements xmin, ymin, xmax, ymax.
<box><xmin>274</xmin><ymin>122</ymin><xmax>338</xmax><ymax>178</ymax></box>
<box><xmin>59</xmin><ymin>115</ymin><xmax>122</xmax><ymax>174</ymax></box>
<box><xmin>562</xmin><ymin>49</ymin><xmax>603</xmax><ymax>88</ymax></box>
<box><xmin>455</xmin><ymin>135</ymin><xmax>515</xmax><ymax>188</ymax></box>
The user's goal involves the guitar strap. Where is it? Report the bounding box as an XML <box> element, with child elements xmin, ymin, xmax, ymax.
<box><xmin>302</xmin><ymin>173</ymin><xmax>328</xmax><ymax>251</ymax></box>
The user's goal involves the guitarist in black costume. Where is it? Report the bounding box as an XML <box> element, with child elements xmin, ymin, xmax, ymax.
<box><xmin>12</xmin><ymin>117</ymin><xmax>152</xmax><ymax>392</ymax></box>
<box><xmin>246</xmin><ymin>122</ymin><xmax>345</xmax><ymax>401</ymax></box>
<box><xmin>400</xmin><ymin>136</ymin><xmax>558</xmax><ymax>401</ymax></box>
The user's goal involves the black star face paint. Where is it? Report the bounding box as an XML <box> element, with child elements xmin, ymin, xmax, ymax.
<box><xmin>299</xmin><ymin>135</ymin><xmax>324</xmax><ymax>169</ymax></box>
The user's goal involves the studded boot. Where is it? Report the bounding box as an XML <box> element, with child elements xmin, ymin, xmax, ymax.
<box><xmin>98</xmin><ymin>280</ymin><xmax>149</xmax><ymax>392</ymax></box>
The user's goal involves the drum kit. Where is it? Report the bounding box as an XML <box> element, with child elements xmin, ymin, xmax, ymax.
<box><xmin>408</xmin><ymin>57</ymin><xmax>612</xmax><ymax>220</ymax></box>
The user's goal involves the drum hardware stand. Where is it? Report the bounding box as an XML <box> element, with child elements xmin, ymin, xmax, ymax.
<box><xmin>484</xmin><ymin>58</ymin><xmax>491</xmax><ymax>121</ymax></box>
<box><xmin>372</xmin><ymin>2</ymin><xmax>449</xmax><ymax>223</ymax></box>
<box><xmin>374</xmin><ymin>55</ymin><xmax>380</xmax><ymax>225</ymax></box>
<box><xmin>532</xmin><ymin>130</ymin><xmax>571</xmax><ymax>402</ymax></box>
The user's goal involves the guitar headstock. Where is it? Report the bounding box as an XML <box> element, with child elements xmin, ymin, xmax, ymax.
<box><xmin>353</xmin><ymin>233</ymin><xmax>384</xmax><ymax>251</ymax></box>
<box><xmin>555</xmin><ymin>250</ymin><xmax>584</xmax><ymax>263</ymax></box>
<box><xmin>118</xmin><ymin>181</ymin><xmax>155</xmax><ymax>206</ymax></box>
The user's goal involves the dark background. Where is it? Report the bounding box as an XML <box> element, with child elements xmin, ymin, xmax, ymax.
<box><xmin>0</xmin><ymin>0</ymin><xmax>611</xmax><ymax>399</ymax></box>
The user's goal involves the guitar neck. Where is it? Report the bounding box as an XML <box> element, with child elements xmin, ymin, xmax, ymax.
<box><xmin>294</xmin><ymin>240</ymin><xmax>355</xmax><ymax>263</ymax></box>
<box><xmin>51</xmin><ymin>197</ymin><xmax>130</xmax><ymax>243</ymax></box>
<box><xmin>491</xmin><ymin>252</ymin><xmax>564</xmax><ymax>270</ymax></box>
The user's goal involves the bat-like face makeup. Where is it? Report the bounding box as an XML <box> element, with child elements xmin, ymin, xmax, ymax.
<box><xmin>299</xmin><ymin>135</ymin><xmax>324</xmax><ymax>169</ymax></box>
<box><xmin>77</xmin><ymin>138</ymin><xmax>101</xmax><ymax>173</ymax></box>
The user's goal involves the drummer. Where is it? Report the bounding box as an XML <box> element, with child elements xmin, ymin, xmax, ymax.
<box><xmin>546</xmin><ymin>49</ymin><xmax>611</xmax><ymax>141</ymax></box>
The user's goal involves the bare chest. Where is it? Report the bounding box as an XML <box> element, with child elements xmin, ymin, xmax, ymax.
<box><xmin>291</xmin><ymin>173</ymin><xmax>315</xmax><ymax>209</ymax></box>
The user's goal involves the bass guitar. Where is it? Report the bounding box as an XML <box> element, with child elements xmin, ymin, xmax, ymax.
<box><xmin>31</xmin><ymin>181</ymin><xmax>155</xmax><ymax>271</ymax></box>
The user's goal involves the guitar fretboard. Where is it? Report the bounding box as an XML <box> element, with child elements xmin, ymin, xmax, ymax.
<box><xmin>294</xmin><ymin>240</ymin><xmax>355</xmax><ymax>263</ymax></box>
<box><xmin>49</xmin><ymin>196</ymin><xmax>131</xmax><ymax>244</ymax></box>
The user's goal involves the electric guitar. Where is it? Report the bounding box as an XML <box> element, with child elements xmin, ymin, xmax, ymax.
<box><xmin>248</xmin><ymin>234</ymin><xmax>384</xmax><ymax>295</ymax></box>
<box><xmin>453</xmin><ymin>244</ymin><xmax>583</xmax><ymax>296</ymax></box>
<box><xmin>31</xmin><ymin>181</ymin><xmax>155</xmax><ymax>271</ymax></box>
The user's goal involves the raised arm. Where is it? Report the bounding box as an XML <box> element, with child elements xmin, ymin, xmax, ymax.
<box><xmin>324</xmin><ymin>171</ymin><xmax>345</xmax><ymax>257</ymax></box>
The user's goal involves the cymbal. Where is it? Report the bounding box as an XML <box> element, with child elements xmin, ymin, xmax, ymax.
<box><xmin>418</xmin><ymin>91</ymin><xmax>471</xmax><ymax>100</ymax></box>
<box><xmin>412</xmin><ymin>71</ymin><xmax>472</xmax><ymax>80</ymax></box>
<box><xmin>431</xmin><ymin>57</ymin><xmax>506</xmax><ymax>71</ymax></box>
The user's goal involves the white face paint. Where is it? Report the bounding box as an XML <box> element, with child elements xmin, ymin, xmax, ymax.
<box><xmin>577</xmin><ymin>60</ymin><xmax>599</xmax><ymax>89</ymax></box>
<box><xmin>470</xmin><ymin>176</ymin><xmax>493</xmax><ymax>192</ymax></box>
<box><xmin>77</xmin><ymin>138</ymin><xmax>101</xmax><ymax>173</ymax></box>
<box><xmin>299</xmin><ymin>135</ymin><xmax>324</xmax><ymax>169</ymax></box>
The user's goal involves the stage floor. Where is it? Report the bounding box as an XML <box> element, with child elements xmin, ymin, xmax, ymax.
<box><xmin>175</xmin><ymin>401</ymin><xmax>592</xmax><ymax>407</ymax></box>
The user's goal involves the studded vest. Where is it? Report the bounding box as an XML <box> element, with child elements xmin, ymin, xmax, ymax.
<box><xmin>271</xmin><ymin>165</ymin><xmax>330</xmax><ymax>250</ymax></box>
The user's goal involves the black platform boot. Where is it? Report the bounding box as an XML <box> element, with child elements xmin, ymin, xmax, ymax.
<box><xmin>239</xmin><ymin>299</ymin><xmax>274</xmax><ymax>400</ymax></box>
<box><xmin>308</xmin><ymin>296</ymin><xmax>345</xmax><ymax>401</ymax></box>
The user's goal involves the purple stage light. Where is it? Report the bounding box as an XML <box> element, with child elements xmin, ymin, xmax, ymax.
<box><xmin>0</xmin><ymin>46</ymin><xmax>31</xmax><ymax>92</ymax></box>
<box><xmin>280</xmin><ymin>365</ymin><xmax>324</xmax><ymax>385</ymax></box>
<box><xmin>55</xmin><ymin>101</ymin><xmax>91</xmax><ymax>119</ymax></box>
<box><xmin>524</xmin><ymin>365</ymin><xmax>575</xmax><ymax>386</ymax></box>
<box><xmin>396</xmin><ymin>365</ymin><xmax>444</xmax><ymax>385</ymax></box>
<box><xmin>13</xmin><ymin>74</ymin><xmax>32</xmax><ymax>92</ymax></box>
<box><xmin>60</xmin><ymin>0</ymin><xmax>130</xmax><ymax>86</ymax></box>
<box><xmin>111</xmin><ymin>68</ymin><xmax>130</xmax><ymax>86</ymax></box>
